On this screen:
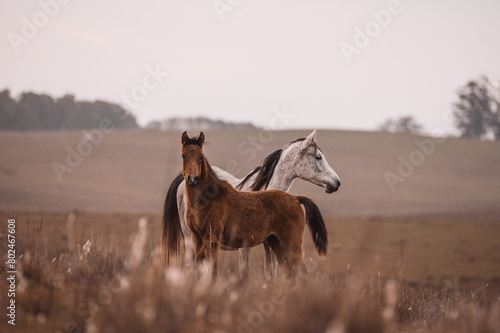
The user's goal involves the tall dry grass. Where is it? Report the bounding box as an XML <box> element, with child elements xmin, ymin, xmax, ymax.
<box><xmin>1</xmin><ymin>216</ymin><xmax>499</xmax><ymax>333</ymax></box>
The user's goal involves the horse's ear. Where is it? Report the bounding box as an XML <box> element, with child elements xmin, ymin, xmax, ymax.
<box><xmin>197</xmin><ymin>132</ymin><xmax>205</xmax><ymax>146</ymax></box>
<box><xmin>181</xmin><ymin>131</ymin><xmax>189</xmax><ymax>145</ymax></box>
<box><xmin>302</xmin><ymin>129</ymin><xmax>317</xmax><ymax>147</ymax></box>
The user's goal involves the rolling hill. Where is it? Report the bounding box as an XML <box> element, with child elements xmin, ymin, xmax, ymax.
<box><xmin>1</xmin><ymin>129</ymin><xmax>499</xmax><ymax>217</ymax></box>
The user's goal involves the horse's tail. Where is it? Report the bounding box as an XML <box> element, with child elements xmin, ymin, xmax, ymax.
<box><xmin>162</xmin><ymin>173</ymin><xmax>185</xmax><ymax>265</ymax></box>
<box><xmin>297</xmin><ymin>196</ymin><xmax>328</xmax><ymax>256</ymax></box>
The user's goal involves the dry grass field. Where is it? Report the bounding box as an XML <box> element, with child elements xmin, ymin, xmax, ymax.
<box><xmin>0</xmin><ymin>211</ymin><xmax>499</xmax><ymax>333</ymax></box>
<box><xmin>1</xmin><ymin>129</ymin><xmax>500</xmax><ymax>332</ymax></box>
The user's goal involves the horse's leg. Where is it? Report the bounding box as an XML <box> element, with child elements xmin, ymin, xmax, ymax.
<box><xmin>266</xmin><ymin>235</ymin><xmax>291</xmax><ymax>277</ymax></box>
<box><xmin>263</xmin><ymin>241</ymin><xmax>275</xmax><ymax>280</ymax></box>
<box><xmin>289</xmin><ymin>247</ymin><xmax>307</xmax><ymax>277</ymax></box>
<box><xmin>270</xmin><ymin>248</ymin><xmax>278</xmax><ymax>277</ymax></box>
<box><xmin>184</xmin><ymin>237</ymin><xmax>194</xmax><ymax>266</ymax></box>
<box><xmin>209</xmin><ymin>230</ymin><xmax>222</xmax><ymax>281</ymax></box>
<box><xmin>238</xmin><ymin>248</ymin><xmax>250</xmax><ymax>277</ymax></box>
<box><xmin>210</xmin><ymin>243</ymin><xmax>219</xmax><ymax>281</ymax></box>
<box><xmin>279</xmin><ymin>232</ymin><xmax>306</xmax><ymax>278</ymax></box>
<box><xmin>191</xmin><ymin>232</ymin><xmax>205</xmax><ymax>262</ymax></box>
<box><xmin>178</xmin><ymin>186</ymin><xmax>194</xmax><ymax>265</ymax></box>
<box><xmin>268</xmin><ymin>216</ymin><xmax>305</xmax><ymax>278</ymax></box>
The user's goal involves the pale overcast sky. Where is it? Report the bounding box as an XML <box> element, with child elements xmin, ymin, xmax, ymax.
<box><xmin>1</xmin><ymin>0</ymin><xmax>500</xmax><ymax>133</ymax></box>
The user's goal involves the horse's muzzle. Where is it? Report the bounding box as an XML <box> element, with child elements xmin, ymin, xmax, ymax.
<box><xmin>325</xmin><ymin>179</ymin><xmax>341</xmax><ymax>193</ymax></box>
<box><xmin>187</xmin><ymin>175</ymin><xmax>198</xmax><ymax>186</ymax></box>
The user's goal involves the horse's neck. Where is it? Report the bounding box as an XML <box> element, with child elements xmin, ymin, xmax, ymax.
<box><xmin>184</xmin><ymin>179</ymin><xmax>203</xmax><ymax>208</ymax></box>
<box><xmin>185</xmin><ymin>162</ymin><xmax>228</xmax><ymax>208</ymax></box>
<box><xmin>214</xmin><ymin>145</ymin><xmax>299</xmax><ymax>192</ymax></box>
<box><xmin>266</xmin><ymin>157</ymin><xmax>296</xmax><ymax>191</ymax></box>
<box><xmin>258</xmin><ymin>145</ymin><xmax>297</xmax><ymax>192</ymax></box>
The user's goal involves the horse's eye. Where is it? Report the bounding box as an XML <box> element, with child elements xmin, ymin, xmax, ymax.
<box><xmin>182</xmin><ymin>154</ymin><xmax>186</xmax><ymax>159</ymax></box>
<box><xmin>200</xmin><ymin>155</ymin><xmax>204</xmax><ymax>161</ymax></box>
<box><xmin>316</xmin><ymin>155</ymin><xmax>322</xmax><ymax>160</ymax></box>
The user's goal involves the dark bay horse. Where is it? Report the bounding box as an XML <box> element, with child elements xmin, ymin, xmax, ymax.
<box><xmin>163</xmin><ymin>132</ymin><xmax>328</xmax><ymax>279</ymax></box>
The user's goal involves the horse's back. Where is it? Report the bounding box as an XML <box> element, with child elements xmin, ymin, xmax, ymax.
<box><xmin>245</xmin><ymin>189</ymin><xmax>303</xmax><ymax>220</ymax></box>
<box><xmin>212</xmin><ymin>166</ymin><xmax>241</xmax><ymax>187</ymax></box>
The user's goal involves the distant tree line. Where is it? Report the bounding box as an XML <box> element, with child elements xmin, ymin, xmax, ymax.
<box><xmin>147</xmin><ymin>116</ymin><xmax>256</xmax><ymax>131</ymax></box>
<box><xmin>452</xmin><ymin>76</ymin><xmax>500</xmax><ymax>140</ymax></box>
<box><xmin>379</xmin><ymin>116</ymin><xmax>423</xmax><ymax>135</ymax></box>
<box><xmin>379</xmin><ymin>76</ymin><xmax>500</xmax><ymax>140</ymax></box>
<box><xmin>0</xmin><ymin>89</ymin><xmax>138</xmax><ymax>131</ymax></box>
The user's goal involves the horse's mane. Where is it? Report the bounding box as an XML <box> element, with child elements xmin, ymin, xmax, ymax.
<box><xmin>236</xmin><ymin>149</ymin><xmax>283</xmax><ymax>191</ymax></box>
<box><xmin>236</xmin><ymin>166</ymin><xmax>262</xmax><ymax>190</ymax></box>
<box><xmin>291</xmin><ymin>137</ymin><xmax>322</xmax><ymax>152</ymax></box>
<box><xmin>248</xmin><ymin>149</ymin><xmax>283</xmax><ymax>191</ymax></box>
<box><xmin>289</xmin><ymin>137</ymin><xmax>306</xmax><ymax>145</ymax></box>
<box><xmin>235</xmin><ymin>137</ymin><xmax>321</xmax><ymax>192</ymax></box>
<box><xmin>247</xmin><ymin>138</ymin><xmax>312</xmax><ymax>191</ymax></box>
